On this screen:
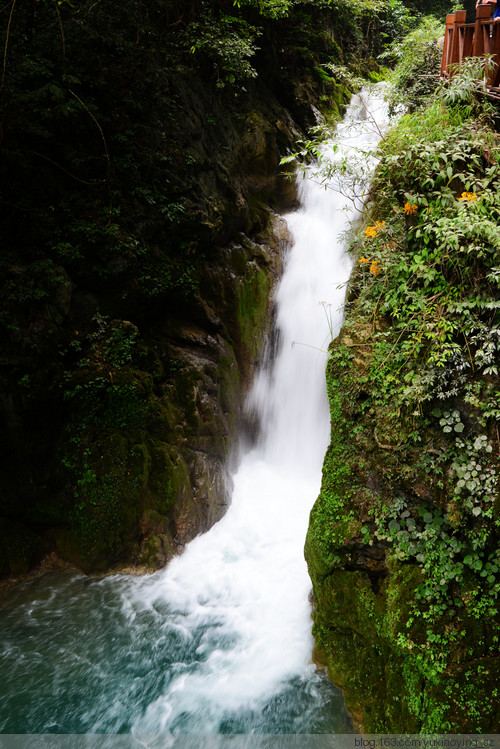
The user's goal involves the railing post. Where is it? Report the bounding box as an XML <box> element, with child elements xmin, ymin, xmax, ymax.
<box><xmin>472</xmin><ymin>3</ymin><xmax>492</xmax><ymax>57</ymax></box>
<box><xmin>451</xmin><ymin>10</ymin><xmax>467</xmax><ymax>68</ymax></box>
<box><xmin>440</xmin><ymin>13</ymin><xmax>457</xmax><ymax>78</ymax></box>
<box><xmin>488</xmin><ymin>20</ymin><xmax>500</xmax><ymax>87</ymax></box>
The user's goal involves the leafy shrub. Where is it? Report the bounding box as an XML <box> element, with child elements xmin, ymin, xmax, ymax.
<box><xmin>383</xmin><ymin>16</ymin><xmax>444</xmax><ymax>113</ymax></box>
<box><xmin>185</xmin><ymin>11</ymin><xmax>261</xmax><ymax>88</ymax></box>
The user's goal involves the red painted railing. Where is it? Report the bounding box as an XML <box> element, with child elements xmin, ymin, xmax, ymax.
<box><xmin>440</xmin><ymin>6</ymin><xmax>500</xmax><ymax>91</ymax></box>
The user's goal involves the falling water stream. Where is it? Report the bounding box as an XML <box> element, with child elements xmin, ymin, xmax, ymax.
<box><xmin>0</xmin><ymin>88</ymin><xmax>388</xmax><ymax>740</ymax></box>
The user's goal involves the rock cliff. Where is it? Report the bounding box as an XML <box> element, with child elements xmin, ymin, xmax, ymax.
<box><xmin>0</xmin><ymin>0</ymin><xmax>358</xmax><ymax>575</ymax></box>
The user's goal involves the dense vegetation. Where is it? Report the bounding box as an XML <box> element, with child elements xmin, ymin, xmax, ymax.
<box><xmin>305</xmin><ymin>26</ymin><xmax>500</xmax><ymax>732</ymax></box>
<box><xmin>0</xmin><ymin>0</ymin><xmax>420</xmax><ymax>575</ymax></box>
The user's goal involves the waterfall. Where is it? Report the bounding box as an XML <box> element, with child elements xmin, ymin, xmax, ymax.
<box><xmin>0</xmin><ymin>87</ymin><xmax>388</xmax><ymax>737</ymax></box>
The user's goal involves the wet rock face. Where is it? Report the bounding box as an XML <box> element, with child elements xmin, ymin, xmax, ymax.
<box><xmin>131</xmin><ymin>227</ymin><xmax>288</xmax><ymax>570</ymax></box>
<box><xmin>0</xmin><ymin>252</ymin><xmax>284</xmax><ymax>576</ymax></box>
<box><xmin>0</xmin><ymin>224</ymin><xmax>284</xmax><ymax>576</ymax></box>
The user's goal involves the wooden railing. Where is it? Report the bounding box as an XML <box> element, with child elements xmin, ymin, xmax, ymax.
<box><xmin>441</xmin><ymin>6</ymin><xmax>500</xmax><ymax>92</ymax></box>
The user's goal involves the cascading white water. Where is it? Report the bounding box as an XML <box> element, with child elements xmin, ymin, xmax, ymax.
<box><xmin>0</xmin><ymin>88</ymin><xmax>388</xmax><ymax>738</ymax></box>
<box><xmin>130</xmin><ymin>88</ymin><xmax>388</xmax><ymax>734</ymax></box>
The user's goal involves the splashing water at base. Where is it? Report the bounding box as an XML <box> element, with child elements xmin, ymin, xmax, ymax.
<box><xmin>0</xmin><ymin>88</ymin><xmax>388</xmax><ymax>736</ymax></box>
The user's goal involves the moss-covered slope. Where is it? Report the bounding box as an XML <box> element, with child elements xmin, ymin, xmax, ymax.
<box><xmin>305</xmin><ymin>96</ymin><xmax>500</xmax><ymax>731</ymax></box>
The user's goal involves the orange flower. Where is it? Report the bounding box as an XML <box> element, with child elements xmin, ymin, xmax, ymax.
<box><xmin>365</xmin><ymin>221</ymin><xmax>385</xmax><ymax>239</ymax></box>
<box><xmin>359</xmin><ymin>256</ymin><xmax>370</xmax><ymax>263</ymax></box>
<box><xmin>370</xmin><ymin>260</ymin><xmax>381</xmax><ymax>275</ymax></box>
<box><xmin>403</xmin><ymin>202</ymin><xmax>418</xmax><ymax>215</ymax></box>
<box><xmin>457</xmin><ymin>191</ymin><xmax>477</xmax><ymax>202</ymax></box>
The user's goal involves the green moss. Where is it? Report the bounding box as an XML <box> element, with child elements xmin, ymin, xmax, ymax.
<box><xmin>131</xmin><ymin>443</ymin><xmax>151</xmax><ymax>486</ymax></box>
<box><xmin>367</xmin><ymin>68</ymin><xmax>390</xmax><ymax>82</ymax></box>
<box><xmin>138</xmin><ymin>533</ymin><xmax>166</xmax><ymax>568</ymax></box>
<box><xmin>384</xmin><ymin>557</ymin><xmax>423</xmax><ymax>639</ymax></box>
<box><xmin>149</xmin><ymin>446</ymin><xmax>189</xmax><ymax>515</ymax></box>
<box><xmin>70</xmin><ymin>459</ymin><xmax>144</xmax><ymax>570</ymax></box>
<box><xmin>236</xmin><ymin>262</ymin><xmax>272</xmax><ymax>364</ymax></box>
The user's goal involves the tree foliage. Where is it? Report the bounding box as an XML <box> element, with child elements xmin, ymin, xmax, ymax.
<box><xmin>383</xmin><ymin>15</ymin><xmax>444</xmax><ymax>112</ymax></box>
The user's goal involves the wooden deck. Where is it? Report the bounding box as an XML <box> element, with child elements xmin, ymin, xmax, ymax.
<box><xmin>441</xmin><ymin>6</ymin><xmax>500</xmax><ymax>96</ymax></box>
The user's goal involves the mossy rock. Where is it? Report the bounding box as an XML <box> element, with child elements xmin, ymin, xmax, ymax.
<box><xmin>148</xmin><ymin>445</ymin><xmax>190</xmax><ymax>516</ymax></box>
